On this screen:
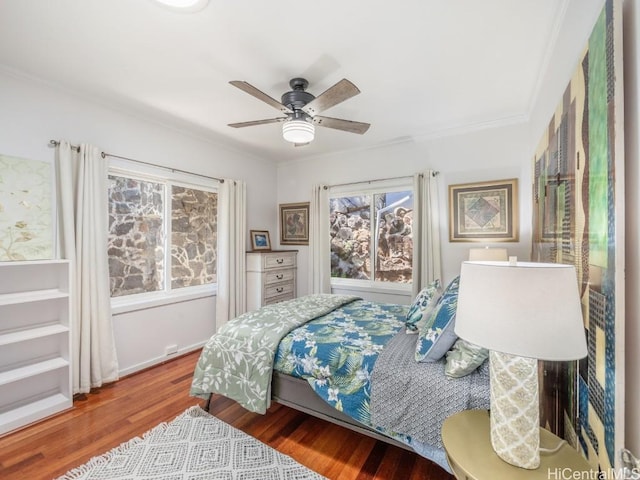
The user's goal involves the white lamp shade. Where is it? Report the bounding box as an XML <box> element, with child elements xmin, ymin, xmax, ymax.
<box><xmin>282</xmin><ymin>120</ymin><xmax>315</xmax><ymax>143</ymax></box>
<box><xmin>454</xmin><ymin>261</ymin><xmax>587</xmax><ymax>361</ymax></box>
<box><xmin>468</xmin><ymin>247</ymin><xmax>508</xmax><ymax>261</ymax></box>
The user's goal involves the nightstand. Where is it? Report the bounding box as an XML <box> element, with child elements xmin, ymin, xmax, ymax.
<box><xmin>441</xmin><ymin>410</ymin><xmax>595</xmax><ymax>480</ymax></box>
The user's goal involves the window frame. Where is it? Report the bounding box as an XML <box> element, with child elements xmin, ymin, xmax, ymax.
<box><xmin>328</xmin><ymin>178</ymin><xmax>414</xmax><ymax>294</ymax></box>
<box><xmin>107</xmin><ymin>160</ymin><xmax>219</xmax><ymax>314</ymax></box>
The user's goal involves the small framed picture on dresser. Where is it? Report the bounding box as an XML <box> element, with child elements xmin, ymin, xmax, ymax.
<box><xmin>250</xmin><ymin>230</ymin><xmax>271</xmax><ymax>251</ymax></box>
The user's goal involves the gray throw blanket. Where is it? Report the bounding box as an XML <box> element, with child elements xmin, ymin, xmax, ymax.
<box><xmin>370</xmin><ymin>329</ymin><xmax>490</xmax><ymax>449</ymax></box>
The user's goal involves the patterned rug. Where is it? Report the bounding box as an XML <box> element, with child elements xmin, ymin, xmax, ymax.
<box><xmin>57</xmin><ymin>406</ymin><xmax>326</xmax><ymax>480</ymax></box>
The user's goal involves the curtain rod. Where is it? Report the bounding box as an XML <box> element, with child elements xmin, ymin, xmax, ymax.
<box><xmin>48</xmin><ymin>140</ymin><xmax>224</xmax><ymax>183</ymax></box>
<box><xmin>323</xmin><ymin>171</ymin><xmax>439</xmax><ymax>190</ymax></box>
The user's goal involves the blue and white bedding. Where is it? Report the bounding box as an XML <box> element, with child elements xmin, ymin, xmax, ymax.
<box><xmin>273</xmin><ymin>299</ymin><xmax>407</xmax><ymax>425</ymax></box>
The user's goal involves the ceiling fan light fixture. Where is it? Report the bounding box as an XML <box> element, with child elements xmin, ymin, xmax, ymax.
<box><xmin>152</xmin><ymin>0</ymin><xmax>209</xmax><ymax>12</ymax></box>
<box><xmin>282</xmin><ymin>119</ymin><xmax>315</xmax><ymax>144</ymax></box>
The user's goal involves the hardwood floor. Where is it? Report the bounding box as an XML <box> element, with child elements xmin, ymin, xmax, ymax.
<box><xmin>0</xmin><ymin>350</ymin><xmax>454</xmax><ymax>480</ymax></box>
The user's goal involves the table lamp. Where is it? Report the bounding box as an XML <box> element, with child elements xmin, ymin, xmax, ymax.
<box><xmin>454</xmin><ymin>260</ymin><xmax>587</xmax><ymax>469</ymax></box>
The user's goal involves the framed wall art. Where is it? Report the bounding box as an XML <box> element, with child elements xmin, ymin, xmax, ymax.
<box><xmin>448</xmin><ymin>178</ymin><xmax>518</xmax><ymax>242</ymax></box>
<box><xmin>250</xmin><ymin>230</ymin><xmax>271</xmax><ymax>251</ymax></box>
<box><xmin>279</xmin><ymin>202</ymin><xmax>309</xmax><ymax>245</ymax></box>
<box><xmin>0</xmin><ymin>154</ymin><xmax>54</xmax><ymax>261</ymax></box>
<box><xmin>531</xmin><ymin>0</ymin><xmax>625</xmax><ymax>470</ymax></box>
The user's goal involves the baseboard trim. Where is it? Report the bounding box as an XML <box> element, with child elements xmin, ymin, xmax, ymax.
<box><xmin>118</xmin><ymin>342</ymin><xmax>205</xmax><ymax>379</ymax></box>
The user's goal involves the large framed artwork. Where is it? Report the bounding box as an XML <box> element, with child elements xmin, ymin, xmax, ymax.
<box><xmin>448</xmin><ymin>179</ymin><xmax>518</xmax><ymax>242</ymax></box>
<box><xmin>0</xmin><ymin>154</ymin><xmax>53</xmax><ymax>261</ymax></box>
<box><xmin>532</xmin><ymin>0</ymin><xmax>624</xmax><ymax>471</ymax></box>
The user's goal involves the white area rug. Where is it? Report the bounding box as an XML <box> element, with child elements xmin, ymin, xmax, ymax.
<box><xmin>57</xmin><ymin>406</ymin><xmax>326</xmax><ymax>480</ymax></box>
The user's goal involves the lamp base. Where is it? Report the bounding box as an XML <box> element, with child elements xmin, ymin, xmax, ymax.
<box><xmin>489</xmin><ymin>350</ymin><xmax>540</xmax><ymax>469</ymax></box>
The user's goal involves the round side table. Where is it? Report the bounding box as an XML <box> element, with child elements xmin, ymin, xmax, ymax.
<box><xmin>442</xmin><ymin>410</ymin><xmax>595</xmax><ymax>480</ymax></box>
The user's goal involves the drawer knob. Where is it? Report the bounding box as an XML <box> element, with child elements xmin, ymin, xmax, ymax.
<box><xmin>276</xmin><ymin>274</ymin><xmax>283</xmax><ymax>279</ymax></box>
<box><xmin>276</xmin><ymin>258</ymin><xmax>284</xmax><ymax>264</ymax></box>
<box><xmin>276</xmin><ymin>287</ymin><xmax>283</xmax><ymax>293</ymax></box>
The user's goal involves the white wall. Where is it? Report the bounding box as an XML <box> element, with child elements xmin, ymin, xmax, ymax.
<box><xmin>0</xmin><ymin>68</ymin><xmax>278</xmax><ymax>376</ymax></box>
<box><xmin>623</xmin><ymin>0</ymin><xmax>640</xmax><ymax>458</ymax></box>
<box><xmin>277</xmin><ymin>122</ymin><xmax>532</xmax><ymax>302</ymax></box>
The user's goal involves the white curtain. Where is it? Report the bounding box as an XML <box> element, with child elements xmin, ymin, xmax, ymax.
<box><xmin>215</xmin><ymin>179</ymin><xmax>247</xmax><ymax>329</ymax></box>
<box><xmin>412</xmin><ymin>171</ymin><xmax>442</xmax><ymax>296</ymax></box>
<box><xmin>56</xmin><ymin>141</ymin><xmax>119</xmax><ymax>394</ymax></box>
<box><xmin>308</xmin><ymin>184</ymin><xmax>331</xmax><ymax>294</ymax></box>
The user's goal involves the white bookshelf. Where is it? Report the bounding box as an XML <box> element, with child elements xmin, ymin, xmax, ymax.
<box><xmin>0</xmin><ymin>260</ymin><xmax>72</xmax><ymax>436</ymax></box>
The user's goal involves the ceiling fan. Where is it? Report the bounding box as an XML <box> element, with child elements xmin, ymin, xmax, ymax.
<box><xmin>227</xmin><ymin>77</ymin><xmax>370</xmax><ymax>145</ymax></box>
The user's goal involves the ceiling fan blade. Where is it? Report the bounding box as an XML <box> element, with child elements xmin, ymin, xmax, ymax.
<box><xmin>294</xmin><ymin>142</ymin><xmax>310</xmax><ymax>147</ymax></box>
<box><xmin>312</xmin><ymin>116</ymin><xmax>370</xmax><ymax>135</ymax></box>
<box><xmin>229</xmin><ymin>81</ymin><xmax>293</xmax><ymax>114</ymax></box>
<box><xmin>228</xmin><ymin>117</ymin><xmax>288</xmax><ymax>128</ymax></box>
<box><xmin>301</xmin><ymin>78</ymin><xmax>361</xmax><ymax>116</ymax></box>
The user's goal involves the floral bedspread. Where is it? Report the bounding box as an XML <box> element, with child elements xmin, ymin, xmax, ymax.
<box><xmin>190</xmin><ymin>294</ymin><xmax>359</xmax><ymax>414</ymax></box>
<box><xmin>274</xmin><ymin>299</ymin><xmax>408</xmax><ymax>425</ymax></box>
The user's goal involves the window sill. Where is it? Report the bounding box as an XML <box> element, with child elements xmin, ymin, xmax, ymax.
<box><xmin>330</xmin><ymin>279</ymin><xmax>412</xmax><ymax>296</ymax></box>
<box><xmin>111</xmin><ymin>285</ymin><xmax>217</xmax><ymax>315</ymax></box>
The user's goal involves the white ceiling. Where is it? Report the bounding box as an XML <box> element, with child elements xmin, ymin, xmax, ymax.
<box><xmin>0</xmin><ymin>0</ymin><xmax>576</xmax><ymax>162</ymax></box>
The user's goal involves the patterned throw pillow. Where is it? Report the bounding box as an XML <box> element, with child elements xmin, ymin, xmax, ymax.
<box><xmin>444</xmin><ymin>339</ymin><xmax>489</xmax><ymax>378</ymax></box>
<box><xmin>405</xmin><ymin>279</ymin><xmax>442</xmax><ymax>333</ymax></box>
<box><xmin>414</xmin><ymin>276</ymin><xmax>460</xmax><ymax>362</ymax></box>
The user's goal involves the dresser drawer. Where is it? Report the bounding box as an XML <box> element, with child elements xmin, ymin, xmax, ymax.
<box><xmin>263</xmin><ymin>253</ymin><xmax>296</xmax><ymax>270</ymax></box>
<box><xmin>265</xmin><ymin>282</ymin><xmax>294</xmax><ymax>300</ymax></box>
<box><xmin>265</xmin><ymin>269</ymin><xmax>295</xmax><ymax>285</ymax></box>
<box><xmin>264</xmin><ymin>292</ymin><xmax>295</xmax><ymax>306</ymax></box>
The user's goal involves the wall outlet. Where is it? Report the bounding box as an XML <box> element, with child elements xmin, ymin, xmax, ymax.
<box><xmin>165</xmin><ymin>344</ymin><xmax>178</xmax><ymax>356</ymax></box>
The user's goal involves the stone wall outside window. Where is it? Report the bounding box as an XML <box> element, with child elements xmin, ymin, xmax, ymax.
<box><xmin>108</xmin><ymin>175</ymin><xmax>217</xmax><ymax>298</ymax></box>
<box><xmin>329</xmin><ymin>191</ymin><xmax>413</xmax><ymax>283</ymax></box>
<box><xmin>171</xmin><ymin>186</ymin><xmax>217</xmax><ymax>289</ymax></box>
<box><xmin>108</xmin><ymin>175</ymin><xmax>164</xmax><ymax>297</ymax></box>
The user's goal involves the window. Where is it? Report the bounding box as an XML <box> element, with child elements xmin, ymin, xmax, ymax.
<box><xmin>107</xmin><ymin>172</ymin><xmax>217</xmax><ymax>299</ymax></box>
<box><xmin>329</xmin><ymin>187</ymin><xmax>413</xmax><ymax>285</ymax></box>
<box><xmin>170</xmin><ymin>185</ymin><xmax>217</xmax><ymax>289</ymax></box>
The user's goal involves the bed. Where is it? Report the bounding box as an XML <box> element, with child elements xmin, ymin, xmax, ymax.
<box><xmin>190</xmin><ymin>284</ymin><xmax>490</xmax><ymax>473</ymax></box>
